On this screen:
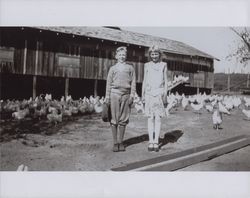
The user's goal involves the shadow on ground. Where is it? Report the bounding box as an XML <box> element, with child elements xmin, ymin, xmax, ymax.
<box><xmin>124</xmin><ymin>130</ymin><xmax>183</xmax><ymax>148</ymax></box>
<box><xmin>159</xmin><ymin>130</ymin><xmax>183</xmax><ymax>148</ymax></box>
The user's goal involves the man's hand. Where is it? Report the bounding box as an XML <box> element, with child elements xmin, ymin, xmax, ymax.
<box><xmin>129</xmin><ymin>96</ymin><xmax>134</xmax><ymax>106</ymax></box>
<box><xmin>104</xmin><ymin>97</ymin><xmax>110</xmax><ymax>104</ymax></box>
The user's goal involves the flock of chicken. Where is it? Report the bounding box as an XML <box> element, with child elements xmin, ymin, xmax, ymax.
<box><xmin>133</xmin><ymin>92</ymin><xmax>250</xmax><ymax>129</ymax></box>
<box><xmin>1</xmin><ymin>89</ymin><xmax>250</xmax><ymax>129</ymax></box>
<box><xmin>0</xmin><ymin>94</ymin><xmax>104</xmax><ymax>125</ymax></box>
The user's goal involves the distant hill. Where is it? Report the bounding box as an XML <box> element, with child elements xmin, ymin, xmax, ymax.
<box><xmin>214</xmin><ymin>73</ymin><xmax>249</xmax><ymax>91</ymax></box>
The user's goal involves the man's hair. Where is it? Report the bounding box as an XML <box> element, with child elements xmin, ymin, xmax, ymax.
<box><xmin>116</xmin><ymin>46</ymin><xmax>127</xmax><ymax>54</ymax></box>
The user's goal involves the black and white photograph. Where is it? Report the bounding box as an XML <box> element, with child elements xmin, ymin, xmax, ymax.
<box><xmin>0</xmin><ymin>0</ymin><xmax>250</xmax><ymax>197</ymax></box>
<box><xmin>1</xmin><ymin>26</ymin><xmax>250</xmax><ymax>171</ymax></box>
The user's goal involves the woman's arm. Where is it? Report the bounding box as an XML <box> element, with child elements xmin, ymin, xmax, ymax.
<box><xmin>141</xmin><ymin>63</ymin><xmax>147</xmax><ymax>102</ymax></box>
<box><xmin>162</xmin><ymin>62</ymin><xmax>168</xmax><ymax>106</ymax></box>
<box><xmin>163</xmin><ymin>62</ymin><xmax>168</xmax><ymax>95</ymax></box>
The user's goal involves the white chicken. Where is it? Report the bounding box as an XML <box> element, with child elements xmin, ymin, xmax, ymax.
<box><xmin>45</xmin><ymin>94</ymin><xmax>52</xmax><ymax>101</ymax></box>
<box><xmin>205</xmin><ymin>104</ymin><xmax>214</xmax><ymax>113</ymax></box>
<box><xmin>218</xmin><ymin>102</ymin><xmax>230</xmax><ymax>115</ymax></box>
<box><xmin>134</xmin><ymin>101</ymin><xmax>144</xmax><ymax>113</ymax></box>
<box><xmin>242</xmin><ymin>109</ymin><xmax>250</xmax><ymax>120</ymax></box>
<box><xmin>17</xmin><ymin>164</ymin><xmax>29</xmax><ymax>171</ymax></box>
<box><xmin>12</xmin><ymin>108</ymin><xmax>29</xmax><ymax>120</ymax></box>
<box><xmin>181</xmin><ymin>97</ymin><xmax>189</xmax><ymax>110</ymax></box>
<box><xmin>94</xmin><ymin>97</ymin><xmax>103</xmax><ymax>113</ymax></box>
<box><xmin>191</xmin><ymin>102</ymin><xmax>203</xmax><ymax>114</ymax></box>
<box><xmin>165</xmin><ymin>100</ymin><xmax>177</xmax><ymax>116</ymax></box>
<box><xmin>66</xmin><ymin>95</ymin><xmax>72</xmax><ymax>102</ymax></box>
<box><xmin>243</xmin><ymin>97</ymin><xmax>250</xmax><ymax>107</ymax></box>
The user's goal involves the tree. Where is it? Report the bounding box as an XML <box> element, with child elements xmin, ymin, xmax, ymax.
<box><xmin>227</xmin><ymin>27</ymin><xmax>250</xmax><ymax>66</ymax></box>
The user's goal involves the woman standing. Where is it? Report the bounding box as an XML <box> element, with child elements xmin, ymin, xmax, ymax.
<box><xmin>105</xmin><ymin>46</ymin><xmax>136</xmax><ymax>152</ymax></box>
<box><xmin>142</xmin><ymin>45</ymin><xmax>168</xmax><ymax>152</ymax></box>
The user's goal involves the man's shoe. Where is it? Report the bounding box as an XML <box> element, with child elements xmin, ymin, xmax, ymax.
<box><xmin>113</xmin><ymin>144</ymin><xmax>119</xmax><ymax>152</ymax></box>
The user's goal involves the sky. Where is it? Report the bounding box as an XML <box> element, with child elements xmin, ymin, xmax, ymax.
<box><xmin>123</xmin><ymin>27</ymin><xmax>250</xmax><ymax>74</ymax></box>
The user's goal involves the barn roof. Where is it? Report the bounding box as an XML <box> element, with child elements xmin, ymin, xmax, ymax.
<box><xmin>33</xmin><ymin>26</ymin><xmax>218</xmax><ymax>60</ymax></box>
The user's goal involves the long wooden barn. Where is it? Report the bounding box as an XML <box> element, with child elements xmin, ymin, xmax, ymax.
<box><xmin>0</xmin><ymin>27</ymin><xmax>217</xmax><ymax>100</ymax></box>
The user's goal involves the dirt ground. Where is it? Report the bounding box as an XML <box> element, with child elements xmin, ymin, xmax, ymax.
<box><xmin>0</xmin><ymin>107</ymin><xmax>250</xmax><ymax>171</ymax></box>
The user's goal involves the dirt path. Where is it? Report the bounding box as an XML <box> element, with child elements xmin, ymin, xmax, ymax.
<box><xmin>1</xmin><ymin>108</ymin><xmax>249</xmax><ymax>171</ymax></box>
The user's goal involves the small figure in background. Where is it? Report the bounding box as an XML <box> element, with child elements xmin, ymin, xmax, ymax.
<box><xmin>212</xmin><ymin>101</ymin><xmax>223</xmax><ymax>130</ymax></box>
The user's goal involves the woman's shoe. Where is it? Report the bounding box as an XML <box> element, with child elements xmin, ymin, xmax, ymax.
<box><xmin>119</xmin><ymin>143</ymin><xmax>125</xmax><ymax>151</ymax></box>
<box><xmin>113</xmin><ymin>144</ymin><xmax>119</xmax><ymax>152</ymax></box>
<box><xmin>153</xmin><ymin>143</ymin><xmax>159</xmax><ymax>152</ymax></box>
<box><xmin>148</xmin><ymin>143</ymin><xmax>154</xmax><ymax>152</ymax></box>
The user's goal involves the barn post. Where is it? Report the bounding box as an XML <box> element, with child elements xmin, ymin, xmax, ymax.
<box><xmin>247</xmin><ymin>73</ymin><xmax>249</xmax><ymax>88</ymax></box>
<box><xmin>23</xmin><ymin>40</ymin><xmax>27</xmax><ymax>74</ymax></box>
<box><xmin>65</xmin><ymin>77</ymin><xmax>69</xmax><ymax>97</ymax></box>
<box><xmin>227</xmin><ymin>69</ymin><xmax>231</xmax><ymax>92</ymax></box>
<box><xmin>35</xmin><ymin>41</ymin><xmax>39</xmax><ymax>75</ymax></box>
<box><xmin>32</xmin><ymin>76</ymin><xmax>37</xmax><ymax>99</ymax></box>
<box><xmin>197</xmin><ymin>87</ymin><xmax>200</xmax><ymax>95</ymax></box>
<box><xmin>32</xmin><ymin>41</ymin><xmax>39</xmax><ymax>99</ymax></box>
<box><xmin>94</xmin><ymin>79</ymin><xmax>98</xmax><ymax>97</ymax></box>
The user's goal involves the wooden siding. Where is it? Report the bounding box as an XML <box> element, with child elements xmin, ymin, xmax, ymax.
<box><xmin>0</xmin><ymin>28</ymin><xmax>214</xmax><ymax>89</ymax></box>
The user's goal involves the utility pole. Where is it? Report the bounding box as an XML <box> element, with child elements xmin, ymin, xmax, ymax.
<box><xmin>247</xmin><ymin>73</ymin><xmax>250</xmax><ymax>88</ymax></box>
<box><xmin>227</xmin><ymin>68</ymin><xmax>231</xmax><ymax>93</ymax></box>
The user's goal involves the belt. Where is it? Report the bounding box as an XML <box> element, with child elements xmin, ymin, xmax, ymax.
<box><xmin>111</xmin><ymin>88</ymin><xmax>130</xmax><ymax>95</ymax></box>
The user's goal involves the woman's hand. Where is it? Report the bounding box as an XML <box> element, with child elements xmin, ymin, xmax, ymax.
<box><xmin>162</xmin><ymin>92</ymin><xmax>168</xmax><ymax>107</ymax></box>
<box><xmin>141</xmin><ymin>95</ymin><xmax>145</xmax><ymax>104</ymax></box>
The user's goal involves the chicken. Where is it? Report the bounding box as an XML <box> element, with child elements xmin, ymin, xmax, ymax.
<box><xmin>242</xmin><ymin>109</ymin><xmax>250</xmax><ymax>120</ymax></box>
<box><xmin>181</xmin><ymin>97</ymin><xmax>189</xmax><ymax>110</ymax></box>
<box><xmin>99</xmin><ymin>97</ymin><xmax>105</xmax><ymax>104</ymax></box>
<box><xmin>205</xmin><ymin>104</ymin><xmax>213</xmax><ymax>113</ymax></box>
<box><xmin>33</xmin><ymin>105</ymin><xmax>47</xmax><ymax>119</ymax></box>
<box><xmin>62</xmin><ymin>105</ymin><xmax>72</xmax><ymax>117</ymax></box>
<box><xmin>12</xmin><ymin>108</ymin><xmax>29</xmax><ymax>120</ymax></box>
<box><xmin>212</xmin><ymin>109</ymin><xmax>222</xmax><ymax>130</ymax></box>
<box><xmin>165</xmin><ymin>100</ymin><xmax>177</xmax><ymax>116</ymax></box>
<box><xmin>87</xmin><ymin>103</ymin><xmax>95</xmax><ymax>113</ymax></box>
<box><xmin>191</xmin><ymin>102</ymin><xmax>203</xmax><ymax>114</ymax></box>
<box><xmin>134</xmin><ymin>101</ymin><xmax>144</xmax><ymax>113</ymax></box>
<box><xmin>243</xmin><ymin>97</ymin><xmax>250</xmax><ymax>107</ymax></box>
<box><xmin>66</xmin><ymin>95</ymin><xmax>72</xmax><ymax>103</ymax></box>
<box><xmin>78</xmin><ymin>102</ymin><xmax>89</xmax><ymax>114</ymax></box>
<box><xmin>47</xmin><ymin>111</ymin><xmax>63</xmax><ymax>125</ymax></box>
<box><xmin>94</xmin><ymin>99</ymin><xmax>103</xmax><ymax>113</ymax></box>
<box><xmin>218</xmin><ymin>102</ymin><xmax>230</xmax><ymax>115</ymax></box>
<box><xmin>45</xmin><ymin>94</ymin><xmax>52</xmax><ymax>101</ymax></box>
<box><xmin>72</xmin><ymin>106</ymin><xmax>79</xmax><ymax>115</ymax></box>
<box><xmin>17</xmin><ymin>164</ymin><xmax>29</xmax><ymax>171</ymax></box>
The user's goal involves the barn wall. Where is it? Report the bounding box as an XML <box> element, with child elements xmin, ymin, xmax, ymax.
<box><xmin>0</xmin><ymin>27</ymin><xmax>214</xmax><ymax>89</ymax></box>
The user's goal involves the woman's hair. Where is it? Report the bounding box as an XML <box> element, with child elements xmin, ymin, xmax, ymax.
<box><xmin>148</xmin><ymin>45</ymin><xmax>162</xmax><ymax>61</ymax></box>
<box><xmin>116</xmin><ymin>46</ymin><xmax>127</xmax><ymax>55</ymax></box>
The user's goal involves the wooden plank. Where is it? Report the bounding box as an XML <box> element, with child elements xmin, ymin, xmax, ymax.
<box><xmin>38</xmin><ymin>42</ymin><xmax>43</xmax><ymax>75</ymax></box>
<box><xmin>35</xmin><ymin>41</ymin><xmax>39</xmax><ymax>75</ymax></box>
<box><xmin>94</xmin><ymin>79</ymin><xmax>98</xmax><ymax>97</ymax></box>
<box><xmin>26</xmin><ymin>49</ymin><xmax>35</xmax><ymax>75</ymax></box>
<box><xmin>145</xmin><ymin>138</ymin><xmax>250</xmax><ymax>171</ymax></box>
<box><xmin>32</xmin><ymin>75</ymin><xmax>37</xmax><ymax>99</ymax></box>
<box><xmin>23</xmin><ymin>40</ymin><xmax>27</xmax><ymax>74</ymax></box>
<box><xmin>111</xmin><ymin>135</ymin><xmax>249</xmax><ymax>171</ymax></box>
<box><xmin>65</xmin><ymin>77</ymin><xmax>69</xmax><ymax>97</ymax></box>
